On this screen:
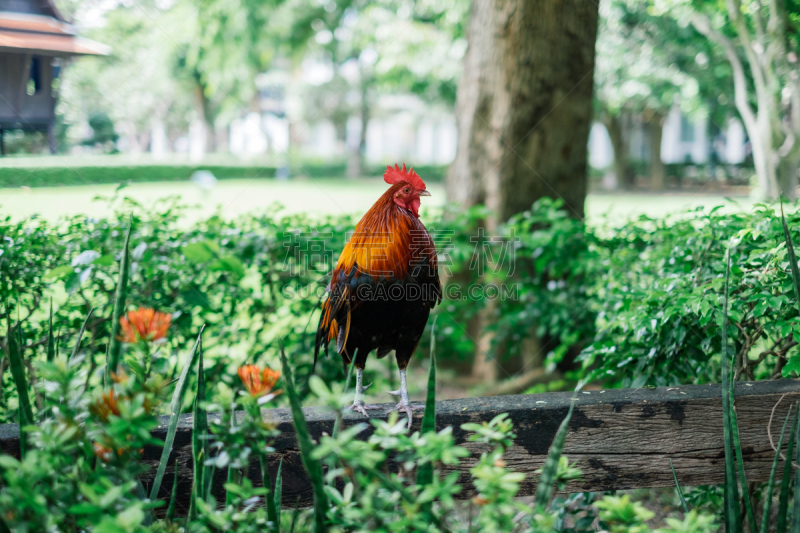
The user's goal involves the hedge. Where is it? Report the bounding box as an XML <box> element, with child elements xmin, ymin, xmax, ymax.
<box><xmin>0</xmin><ymin>164</ymin><xmax>278</xmax><ymax>188</ymax></box>
<box><xmin>0</xmin><ymin>162</ymin><xmax>448</xmax><ymax>188</ymax></box>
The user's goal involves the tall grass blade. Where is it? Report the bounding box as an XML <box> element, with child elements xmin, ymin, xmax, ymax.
<box><xmin>777</xmin><ymin>403</ymin><xmax>799</xmax><ymax>533</ymax></box>
<box><xmin>189</xmin><ymin>337</ymin><xmax>209</xmax><ymax>520</ymax></box>
<box><xmin>262</xmin><ymin>455</ymin><xmax>278</xmax><ymax>532</ymax></box>
<box><xmin>333</xmin><ymin>354</ymin><xmax>356</xmax><ymax>440</ymax></box>
<box><xmin>762</xmin><ymin>407</ymin><xmax>793</xmax><ymax>533</ymax></box>
<box><xmin>534</xmin><ymin>397</ymin><xmax>576</xmax><ymax>510</ymax></box>
<box><xmin>105</xmin><ymin>219</ymin><xmax>132</xmax><ymax>384</ymax></box>
<box><xmin>6</xmin><ymin>309</ymin><xmax>33</xmax><ymax>433</ymax></box>
<box><xmin>289</xmin><ymin>499</ymin><xmax>301</xmax><ymax>533</ymax></box>
<box><xmin>225</xmin><ymin>467</ymin><xmax>240</xmax><ymax>507</ymax></box>
<box><xmin>669</xmin><ymin>458</ymin><xmax>688</xmax><ymax>513</ymax></box>
<box><xmin>417</xmin><ymin>318</ymin><xmax>438</xmax><ymax>487</ymax></box>
<box><xmin>46</xmin><ymin>301</ymin><xmax>55</xmax><ymax>362</ymax></box>
<box><xmin>166</xmin><ymin>464</ymin><xmax>179</xmax><ymax>521</ymax></box>
<box><xmin>135</xmin><ymin>479</ymin><xmax>153</xmax><ymax>526</ymax></box>
<box><xmin>70</xmin><ymin>307</ymin><xmax>94</xmax><ymax>361</ymax></box>
<box><xmin>792</xmin><ymin>400</ymin><xmax>800</xmax><ymax>533</ymax></box>
<box><xmin>781</xmin><ymin>203</ymin><xmax>800</xmax><ymax>312</ymax></box>
<box><xmin>17</xmin><ymin>404</ymin><xmax>26</xmax><ymax>458</ymax></box>
<box><xmin>280</xmin><ymin>345</ymin><xmax>328</xmax><ymax>533</ymax></box>
<box><xmin>721</xmin><ymin>244</ymin><xmax>742</xmax><ymax>532</ymax></box>
<box><xmin>730</xmin><ymin>372</ymin><xmax>757</xmax><ymax>531</ymax></box>
<box><xmin>274</xmin><ymin>458</ymin><xmax>283</xmax><ymax>531</ymax></box>
<box><xmin>149</xmin><ymin>326</ymin><xmax>205</xmax><ymax>501</ymax></box>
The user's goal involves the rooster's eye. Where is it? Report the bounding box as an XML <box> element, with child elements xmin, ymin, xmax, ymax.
<box><xmin>403</xmin><ymin>187</ymin><xmax>410</xmax><ymax>193</ymax></box>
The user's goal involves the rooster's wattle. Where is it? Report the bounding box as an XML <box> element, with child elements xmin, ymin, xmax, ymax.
<box><xmin>314</xmin><ymin>164</ymin><xmax>441</xmax><ymax>427</ymax></box>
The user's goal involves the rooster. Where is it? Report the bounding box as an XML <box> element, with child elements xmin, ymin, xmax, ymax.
<box><xmin>315</xmin><ymin>164</ymin><xmax>441</xmax><ymax>427</ymax></box>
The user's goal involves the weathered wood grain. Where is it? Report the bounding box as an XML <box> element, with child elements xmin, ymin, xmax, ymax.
<box><xmin>0</xmin><ymin>379</ymin><xmax>796</xmax><ymax>516</ymax></box>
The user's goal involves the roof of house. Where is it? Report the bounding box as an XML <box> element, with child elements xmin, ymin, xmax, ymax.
<box><xmin>0</xmin><ymin>9</ymin><xmax>110</xmax><ymax>56</ymax></box>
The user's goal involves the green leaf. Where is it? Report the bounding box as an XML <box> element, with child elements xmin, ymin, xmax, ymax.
<box><xmin>166</xmin><ymin>464</ymin><xmax>179</xmax><ymax>521</ymax></box>
<box><xmin>189</xmin><ymin>336</ymin><xmax>210</xmax><ymax>521</ymax></box>
<box><xmin>182</xmin><ymin>287</ymin><xmax>211</xmax><ymax>310</ymax></box>
<box><xmin>332</xmin><ymin>356</ymin><xmax>356</xmax><ymax>441</ymax></box>
<box><xmin>721</xmin><ymin>244</ymin><xmax>743</xmax><ymax>533</ymax></box>
<box><xmin>46</xmin><ymin>301</ymin><xmax>55</xmax><ymax>363</ymax></box>
<box><xmin>43</xmin><ymin>265</ymin><xmax>74</xmax><ymax>281</ymax></box>
<box><xmin>534</xmin><ymin>396</ymin><xmax>576</xmax><ymax>510</ymax></box>
<box><xmin>792</xmin><ymin>400</ymin><xmax>800</xmax><ymax>533</ymax></box>
<box><xmin>782</xmin><ymin>355</ymin><xmax>800</xmax><ymax>377</ymax></box>
<box><xmin>182</xmin><ymin>241</ymin><xmax>217</xmax><ymax>263</ymax></box>
<box><xmin>92</xmin><ymin>253</ymin><xmax>115</xmax><ymax>267</ymax></box>
<box><xmin>417</xmin><ymin>317</ymin><xmax>438</xmax><ymax>488</ymax></box>
<box><xmin>274</xmin><ymin>459</ymin><xmax>283</xmax><ymax>532</ymax></box>
<box><xmin>262</xmin><ymin>454</ymin><xmax>278</xmax><ymax>533</ymax></box>
<box><xmin>211</xmin><ymin>255</ymin><xmax>246</xmax><ymax>278</ymax></box>
<box><xmin>280</xmin><ymin>345</ymin><xmax>328</xmax><ymax>533</ymax></box>
<box><xmin>70</xmin><ymin>308</ymin><xmax>94</xmax><ymax>361</ymax></box>
<box><xmin>669</xmin><ymin>458</ymin><xmax>688</xmax><ymax>514</ymax></box>
<box><xmin>777</xmin><ymin>402</ymin><xmax>798</xmax><ymax>533</ymax></box>
<box><xmin>761</xmin><ymin>407</ymin><xmax>793</xmax><ymax>533</ymax></box>
<box><xmin>6</xmin><ymin>308</ymin><xmax>34</xmax><ymax>453</ymax></box>
<box><xmin>225</xmin><ymin>466</ymin><xmax>240</xmax><ymax>507</ymax></box>
<box><xmin>781</xmin><ymin>203</ymin><xmax>800</xmax><ymax>314</ymax></box>
<box><xmin>105</xmin><ymin>219</ymin><xmax>132</xmax><ymax>384</ymax></box>
<box><xmin>149</xmin><ymin>327</ymin><xmax>205</xmax><ymax>502</ymax></box>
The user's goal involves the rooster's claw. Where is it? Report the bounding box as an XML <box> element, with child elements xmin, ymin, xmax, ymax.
<box><xmin>387</xmin><ymin>402</ymin><xmax>424</xmax><ymax>429</ymax></box>
<box><xmin>347</xmin><ymin>401</ymin><xmax>381</xmax><ymax>418</ymax></box>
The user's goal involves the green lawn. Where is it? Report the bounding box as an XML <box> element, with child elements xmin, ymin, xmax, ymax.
<box><xmin>0</xmin><ymin>177</ymin><xmax>757</xmax><ymax>224</ymax></box>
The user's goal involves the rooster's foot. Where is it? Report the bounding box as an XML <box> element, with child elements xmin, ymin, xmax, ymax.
<box><xmin>347</xmin><ymin>401</ymin><xmax>381</xmax><ymax>418</ymax></box>
<box><xmin>387</xmin><ymin>402</ymin><xmax>424</xmax><ymax>429</ymax></box>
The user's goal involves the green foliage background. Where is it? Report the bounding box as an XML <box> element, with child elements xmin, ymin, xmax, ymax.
<box><xmin>3</xmin><ymin>195</ymin><xmax>800</xmax><ymax>423</ymax></box>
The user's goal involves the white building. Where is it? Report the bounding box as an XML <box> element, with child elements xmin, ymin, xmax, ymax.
<box><xmin>588</xmin><ymin>103</ymin><xmax>748</xmax><ymax>176</ymax></box>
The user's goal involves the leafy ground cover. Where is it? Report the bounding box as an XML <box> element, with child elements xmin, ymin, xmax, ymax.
<box><xmin>2</xmin><ymin>193</ymin><xmax>800</xmax><ymax>530</ymax></box>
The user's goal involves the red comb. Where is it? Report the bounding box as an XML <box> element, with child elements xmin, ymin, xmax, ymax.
<box><xmin>383</xmin><ymin>163</ymin><xmax>426</xmax><ymax>190</ymax></box>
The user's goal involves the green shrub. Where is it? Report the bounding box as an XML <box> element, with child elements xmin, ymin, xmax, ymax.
<box><xmin>581</xmin><ymin>204</ymin><xmax>800</xmax><ymax>386</ymax></box>
<box><xmin>4</xmin><ymin>196</ymin><xmax>800</xmax><ymax>427</ymax></box>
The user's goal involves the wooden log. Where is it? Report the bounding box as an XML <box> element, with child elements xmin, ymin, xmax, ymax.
<box><xmin>0</xmin><ymin>379</ymin><xmax>797</xmax><ymax>516</ymax></box>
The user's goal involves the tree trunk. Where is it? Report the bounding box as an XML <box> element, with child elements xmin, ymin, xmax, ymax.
<box><xmin>448</xmin><ymin>0</ymin><xmax>597</xmax><ymax>221</ymax></box>
<box><xmin>192</xmin><ymin>74</ymin><xmax>216</xmax><ymax>154</ymax></box>
<box><xmin>448</xmin><ymin>0</ymin><xmax>599</xmax><ymax>382</ymax></box>
<box><xmin>647</xmin><ymin>112</ymin><xmax>666</xmax><ymax>191</ymax></box>
<box><xmin>691</xmin><ymin>10</ymin><xmax>800</xmax><ymax>200</ymax></box>
<box><xmin>778</xmin><ymin>145</ymin><xmax>800</xmax><ymax>200</ymax></box>
<box><xmin>347</xmin><ymin>76</ymin><xmax>370</xmax><ymax>179</ymax></box>
<box><xmin>602</xmin><ymin>111</ymin><xmax>633</xmax><ymax>190</ymax></box>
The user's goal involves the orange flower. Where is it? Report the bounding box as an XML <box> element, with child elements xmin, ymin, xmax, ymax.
<box><xmin>238</xmin><ymin>365</ymin><xmax>281</xmax><ymax>397</ymax></box>
<box><xmin>90</xmin><ymin>390</ymin><xmax>121</xmax><ymax>421</ymax></box>
<box><xmin>93</xmin><ymin>442</ymin><xmax>114</xmax><ymax>462</ymax></box>
<box><xmin>118</xmin><ymin>307</ymin><xmax>171</xmax><ymax>343</ymax></box>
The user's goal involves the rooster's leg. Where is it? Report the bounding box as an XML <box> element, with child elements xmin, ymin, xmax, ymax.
<box><xmin>387</xmin><ymin>369</ymin><xmax>423</xmax><ymax>429</ymax></box>
<box><xmin>347</xmin><ymin>367</ymin><xmax>381</xmax><ymax>417</ymax></box>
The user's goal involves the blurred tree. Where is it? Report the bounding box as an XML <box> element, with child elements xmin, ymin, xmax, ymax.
<box><xmin>288</xmin><ymin>0</ymin><xmax>467</xmax><ymax>177</ymax></box>
<box><xmin>82</xmin><ymin>112</ymin><xmax>119</xmax><ymax>152</ymax></box>
<box><xmin>58</xmin><ymin>2</ymin><xmax>188</xmax><ymax>152</ymax></box>
<box><xmin>172</xmin><ymin>0</ymin><xmax>286</xmax><ymax>152</ymax></box>
<box><xmin>446</xmin><ymin>0</ymin><xmax>599</xmax><ymax>382</ymax></box>
<box><xmin>596</xmin><ymin>0</ymin><xmax>730</xmax><ymax>190</ymax></box>
<box><xmin>656</xmin><ymin>0</ymin><xmax>800</xmax><ymax>199</ymax></box>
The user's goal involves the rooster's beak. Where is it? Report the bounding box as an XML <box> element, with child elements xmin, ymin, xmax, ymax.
<box><xmin>418</xmin><ymin>190</ymin><xmax>431</xmax><ymax>197</ymax></box>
